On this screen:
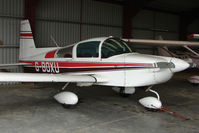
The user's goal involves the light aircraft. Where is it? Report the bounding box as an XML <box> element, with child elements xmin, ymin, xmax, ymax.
<box><xmin>123</xmin><ymin>35</ymin><xmax>199</xmax><ymax>85</ymax></box>
<box><xmin>189</xmin><ymin>34</ymin><xmax>199</xmax><ymax>39</ymax></box>
<box><xmin>0</xmin><ymin>20</ymin><xmax>193</xmax><ymax>109</ymax></box>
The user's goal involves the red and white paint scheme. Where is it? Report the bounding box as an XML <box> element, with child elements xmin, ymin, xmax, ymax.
<box><xmin>189</xmin><ymin>34</ymin><xmax>199</xmax><ymax>39</ymax></box>
<box><xmin>0</xmin><ymin>20</ymin><xmax>191</xmax><ymax>109</ymax></box>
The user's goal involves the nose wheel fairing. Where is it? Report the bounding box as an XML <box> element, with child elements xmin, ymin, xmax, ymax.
<box><xmin>139</xmin><ymin>87</ymin><xmax>162</xmax><ymax>109</ymax></box>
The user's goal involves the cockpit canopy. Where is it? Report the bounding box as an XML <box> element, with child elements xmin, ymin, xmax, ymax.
<box><xmin>101</xmin><ymin>38</ymin><xmax>132</xmax><ymax>58</ymax></box>
<box><xmin>56</xmin><ymin>37</ymin><xmax>132</xmax><ymax>59</ymax></box>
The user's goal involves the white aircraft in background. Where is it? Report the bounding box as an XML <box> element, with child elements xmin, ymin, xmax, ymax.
<box><xmin>124</xmin><ymin>35</ymin><xmax>199</xmax><ymax>85</ymax></box>
<box><xmin>0</xmin><ymin>20</ymin><xmax>194</xmax><ymax>110</ymax></box>
<box><xmin>189</xmin><ymin>34</ymin><xmax>199</xmax><ymax>39</ymax></box>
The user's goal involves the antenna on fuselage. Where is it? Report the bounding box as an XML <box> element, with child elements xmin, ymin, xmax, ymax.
<box><xmin>50</xmin><ymin>35</ymin><xmax>59</xmax><ymax>47</ymax></box>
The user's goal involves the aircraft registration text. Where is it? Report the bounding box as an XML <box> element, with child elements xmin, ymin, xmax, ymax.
<box><xmin>35</xmin><ymin>61</ymin><xmax>60</xmax><ymax>73</ymax></box>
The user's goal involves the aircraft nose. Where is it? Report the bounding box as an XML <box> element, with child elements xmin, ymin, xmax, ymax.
<box><xmin>170</xmin><ymin>58</ymin><xmax>190</xmax><ymax>73</ymax></box>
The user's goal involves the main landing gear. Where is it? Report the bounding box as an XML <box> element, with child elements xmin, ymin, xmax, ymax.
<box><xmin>54</xmin><ymin>83</ymin><xmax>78</xmax><ymax>108</ymax></box>
<box><xmin>54</xmin><ymin>91</ymin><xmax>78</xmax><ymax>108</ymax></box>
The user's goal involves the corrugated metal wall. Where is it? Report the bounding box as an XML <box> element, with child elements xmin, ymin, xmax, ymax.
<box><xmin>81</xmin><ymin>0</ymin><xmax>122</xmax><ymax>40</ymax></box>
<box><xmin>0</xmin><ymin>0</ymin><xmax>24</xmax><ymax>84</ymax></box>
<box><xmin>131</xmin><ymin>9</ymin><xmax>180</xmax><ymax>54</ymax></box>
<box><xmin>36</xmin><ymin>0</ymin><xmax>81</xmax><ymax>22</ymax></box>
<box><xmin>81</xmin><ymin>25</ymin><xmax>121</xmax><ymax>40</ymax></box>
<box><xmin>0</xmin><ymin>18</ymin><xmax>21</xmax><ymax>46</ymax></box>
<box><xmin>35</xmin><ymin>0</ymin><xmax>81</xmax><ymax>47</ymax></box>
<box><xmin>132</xmin><ymin>10</ymin><xmax>179</xmax><ymax>40</ymax></box>
<box><xmin>0</xmin><ymin>0</ymin><xmax>23</xmax><ymax>65</ymax></box>
<box><xmin>0</xmin><ymin>0</ymin><xmax>24</xmax><ymax>17</ymax></box>
<box><xmin>82</xmin><ymin>0</ymin><xmax>122</xmax><ymax>26</ymax></box>
<box><xmin>35</xmin><ymin>21</ymin><xmax>80</xmax><ymax>47</ymax></box>
<box><xmin>155</xmin><ymin>12</ymin><xmax>179</xmax><ymax>40</ymax></box>
<box><xmin>35</xmin><ymin>0</ymin><xmax>123</xmax><ymax>47</ymax></box>
<box><xmin>132</xmin><ymin>10</ymin><xmax>154</xmax><ymax>39</ymax></box>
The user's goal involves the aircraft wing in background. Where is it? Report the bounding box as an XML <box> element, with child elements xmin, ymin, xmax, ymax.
<box><xmin>123</xmin><ymin>39</ymin><xmax>199</xmax><ymax>47</ymax></box>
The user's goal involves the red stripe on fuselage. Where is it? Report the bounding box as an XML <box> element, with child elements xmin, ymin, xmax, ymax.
<box><xmin>19</xmin><ymin>61</ymin><xmax>153</xmax><ymax>68</ymax></box>
<box><xmin>20</xmin><ymin>33</ymin><xmax>33</xmax><ymax>37</ymax></box>
<box><xmin>21</xmin><ymin>60</ymin><xmax>154</xmax><ymax>73</ymax></box>
<box><xmin>57</xmin><ymin>62</ymin><xmax>153</xmax><ymax>67</ymax></box>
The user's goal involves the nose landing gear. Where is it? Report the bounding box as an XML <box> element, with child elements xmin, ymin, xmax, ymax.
<box><xmin>139</xmin><ymin>86</ymin><xmax>162</xmax><ymax>109</ymax></box>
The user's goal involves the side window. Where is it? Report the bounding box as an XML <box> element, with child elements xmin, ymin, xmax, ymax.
<box><xmin>76</xmin><ymin>41</ymin><xmax>100</xmax><ymax>58</ymax></box>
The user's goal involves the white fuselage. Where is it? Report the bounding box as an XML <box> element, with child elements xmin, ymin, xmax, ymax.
<box><xmin>20</xmin><ymin>36</ymin><xmax>189</xmax><ymax>88</ymax></box>
<box><xmin>20</xmin><ymin>52</ymin><xmax>187</xmax><ymax>87</ymax></box>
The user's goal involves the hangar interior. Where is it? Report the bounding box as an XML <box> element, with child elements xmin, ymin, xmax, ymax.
<box><xmin>0</xmin><ymin>0</ymin><xmax>199</xmax><ymax>133</ymax></box>
<box><xmin>0</xmin><ymin>0</ymin><xmax>199</xmax><ymax>68</ymax></box>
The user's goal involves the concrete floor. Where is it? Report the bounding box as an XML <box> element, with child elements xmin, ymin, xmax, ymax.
<box><xmin>0</xmin><ymin>69</ymin><xmax>199</xmax><ymax>133</ymax></box>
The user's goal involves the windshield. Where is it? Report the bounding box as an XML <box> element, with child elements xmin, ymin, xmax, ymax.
<box><xmin>101</xmin><ymin>38</ymin><xmax>132</xmax><ymax>58</ymax></box>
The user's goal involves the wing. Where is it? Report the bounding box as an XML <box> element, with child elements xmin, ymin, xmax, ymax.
<box><xmin>123</xmin><ymin>39</ymin><xmax>199</xmax><ymax>47</ymax></box>
<box><xmin>0</xmin><ymin>72</ymin><xmax>107</xmax><ymax>83</ymax></box>
<box><xmin>0</xmin><ymin>63</ymin><xmax>30</xmax><ymax>69</ymax></box>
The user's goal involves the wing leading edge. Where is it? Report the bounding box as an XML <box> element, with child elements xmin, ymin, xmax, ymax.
<box><xmin>0</xmin><ymin>72</ymin><xmax>107</xmax><ymax>83</ymax></box>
